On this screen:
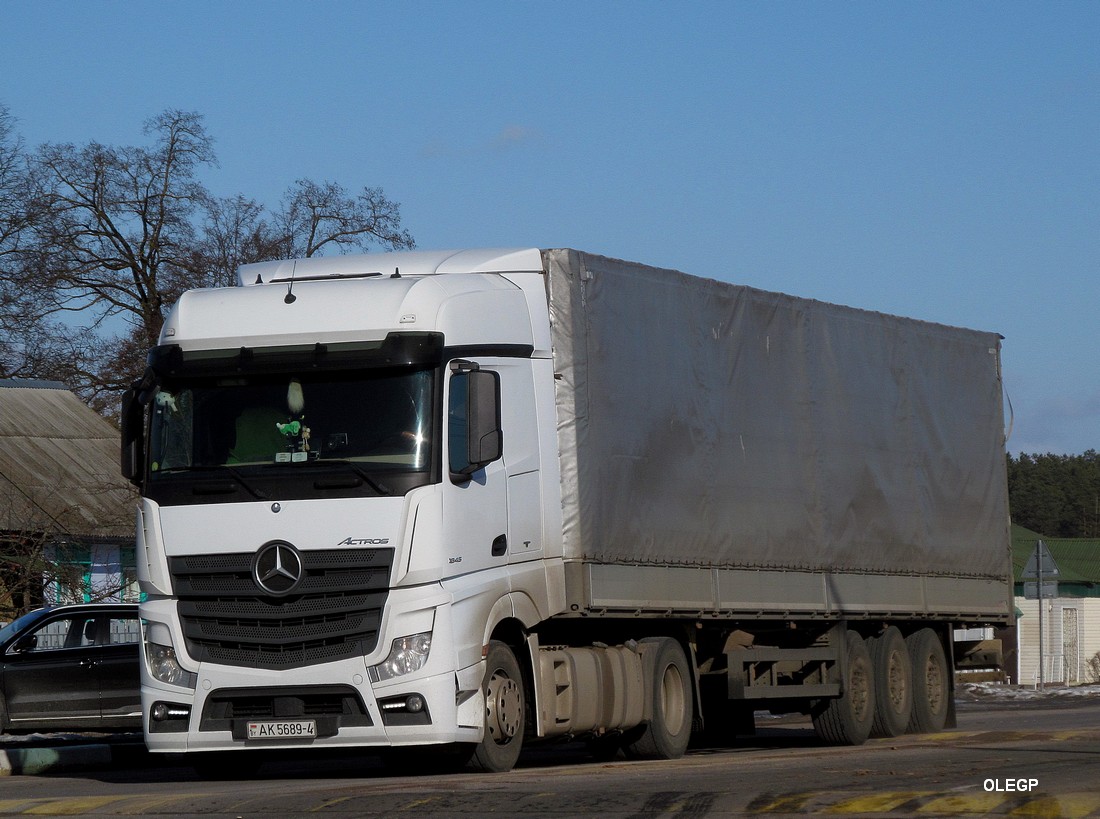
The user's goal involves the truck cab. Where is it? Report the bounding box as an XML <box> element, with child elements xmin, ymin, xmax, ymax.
<box><xmin>122</xmin><ymin>248</ymin><xmax>564</xmax><ymax>768</ymax></box>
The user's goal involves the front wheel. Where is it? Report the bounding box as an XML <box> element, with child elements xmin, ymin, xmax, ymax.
<box><xmin>466</xmin><ymin>641</ymin><xmax>526</xmax><ymax>773</ymax></box>
<box><xmin>624</xmin><ymin>637</ymin><xmax>693</xmax><ymax>760</ymax></box>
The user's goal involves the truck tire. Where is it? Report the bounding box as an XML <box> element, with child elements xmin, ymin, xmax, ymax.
<box><xmin>625</xmin><ymin>637</ymin><xmax>693</xmax><ymax>760</ymax></box>
<box><xmin>868</xmin><ymin>626</ymin><xmax>912</xmax><ymax>738</ymax></box>
<box><xmin>467</xmin><ymin>641</ymin><xmax>526</xmax><ymax>773</ymax></box>
<box><xmin>812</xmin><ymin>630</ymin><xmax>875</xmax><ymax>746</ymax></box>
<box><xmin>906</xmin><ymin>628</ymin><xmax>949</xmax><ymax>733</ymax></box>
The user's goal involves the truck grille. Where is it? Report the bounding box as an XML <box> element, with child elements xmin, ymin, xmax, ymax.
<box><xmin>169</xmin><ymin>548</ymin><xmax>392</xmax><ymax>670</ymax></box>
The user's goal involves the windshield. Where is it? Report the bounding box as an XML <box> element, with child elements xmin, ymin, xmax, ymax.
<box><xmin>146</xmin><ymin>367</ymin><xmax>437</xmax><ymax>504</ymax></box>
<box><xmin>0</xmin><ymin>608</ymin><xmax>48</xmax><ymax>644</ymax></box>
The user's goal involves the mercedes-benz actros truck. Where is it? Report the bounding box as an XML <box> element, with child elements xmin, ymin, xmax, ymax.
<box><xmin>122</xmin><ymin>248</ymin><xmax>1012</xmax><ymax>772</ymax></box>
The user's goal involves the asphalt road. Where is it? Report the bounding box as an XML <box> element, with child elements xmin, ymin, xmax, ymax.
<box><xmin>2</xmin><ymin>693</ymin><xmax>1099</xmax><ymax>817</ymax></box>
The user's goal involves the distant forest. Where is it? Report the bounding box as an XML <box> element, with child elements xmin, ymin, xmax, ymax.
<box><xmin>1007</xmin><ymin>451</ymin><xmax>1100</xmax><ymax>538</ymax></box>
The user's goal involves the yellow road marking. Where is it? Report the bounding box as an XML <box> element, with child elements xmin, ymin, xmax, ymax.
<box><xmin>397</xmin><ymin>797</ymin><xmax>443</xmax><ymax>810</ymax></box>
<box><xmin>752</xmin><ymin>792</ymin><xmax>1100</xmax><ymax>816</ymax></box>
<box><xmin>309</xmin><ymin>795</ymin><xmax>355</xmax><ymax>812</ymax></box>
<box><xmin>24</xmin><ymin>796</ymin><xmax>127</xmax><ymax>815</ymax></box>
<box><xmin>916</xmin><ymin>793</ymin><xmax>1006</xmax><ymax>814</ymax></box>
<box><xmin>923</xmin><ymin>729</ymin><xmax>1097</xmax><ymax>744</ymax></box>
<box><xmin>1009</xmin><ymin>794</ymin><xmax>1100</xmax><ymax>819</ymax></box>
<box><xmin>824</xmin><ymin>792</ymin><xmax>922</xmax><ymax>813</ymax></box>
<box><xmin>751</xmin><ymin>793</ymin><xmax>818</xmax><ymax>812</ymax></box>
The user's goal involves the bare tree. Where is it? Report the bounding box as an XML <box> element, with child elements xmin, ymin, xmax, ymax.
<box><xmin>0</xmin><ymin>107</ymin><xmax>416</xmax><ymax>413</ymax></box>
<box><xmin>20</xmin><ymin>109</ymin><xmax>214</xmax><ymax>351</ymax></box>
<box><xmin>192</xmin><ymin>194</ymin><xmax>284</xmax><ymax>288</ymax></box>
<box><xmin>277</xmin><ymin>179</ymin><xmax>415</xmax><ymax>258</ymax></box>
<box><xmin>0</xmin><ymin>104</ymin><xmax>42</xmax><ymax>380</ymax></box>
<box><xmin>0</xmin><ymin>104</ymin><xmax>29</xmax><ymax>255</ymax></box>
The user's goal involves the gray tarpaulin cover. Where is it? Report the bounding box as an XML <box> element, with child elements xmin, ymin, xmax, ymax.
<box><xmin>544</xmin><ymin>249</ymin><xmax>1011</xmax><ymax>581</ymax></box>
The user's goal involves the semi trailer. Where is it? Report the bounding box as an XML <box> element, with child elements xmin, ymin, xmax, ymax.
<box><xmin>121</xmin><ymin>247</ymin><xmax>1013</xmax><ymax>772</ymax></box>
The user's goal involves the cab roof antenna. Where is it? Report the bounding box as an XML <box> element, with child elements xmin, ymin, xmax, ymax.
<box><xmin>284</xmin><ymin>261</ymin><xmax>298</xmax><ymax>304</ymax></box>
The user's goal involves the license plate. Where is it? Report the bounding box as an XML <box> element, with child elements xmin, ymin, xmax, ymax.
<box><xmin>246</xmin><ymin>720</ymin><xmax>317</xmax><ymax>740</ymax></box>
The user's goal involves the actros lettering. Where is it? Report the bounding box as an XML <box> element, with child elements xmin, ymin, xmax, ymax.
<box><xmin>338</xmin><ymin>537</ymin><xmax>390</xmax><ymax>546</ymax></box>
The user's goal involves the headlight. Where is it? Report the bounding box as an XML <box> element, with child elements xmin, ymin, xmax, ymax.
<box><xmin>146</xmin><ymin>641</ymin><xmax>198</xmax><ymax>689</ymax></box>
<box><xmin>368</xmin><ymin>632</ymin><xmax>432</xmax><ymax>683</ymax></box>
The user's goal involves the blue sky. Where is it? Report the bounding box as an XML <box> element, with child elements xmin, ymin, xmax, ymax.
<box><xmin>3</xmin><ymin>2</ymin><xmax>1098</xmax><ymax>454</ymax></box>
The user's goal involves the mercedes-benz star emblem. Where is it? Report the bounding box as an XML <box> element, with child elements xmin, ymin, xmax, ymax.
<box><xmin>252</xmin><ymin>541</ymin><xmax>304</xmax><ymax>596</ymax></box>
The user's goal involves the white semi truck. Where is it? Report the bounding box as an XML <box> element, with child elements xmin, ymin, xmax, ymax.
<box><xmin>121</xmin><ymin>248</ymin><xmax>1013</xmax><ymax>772</ymax></box>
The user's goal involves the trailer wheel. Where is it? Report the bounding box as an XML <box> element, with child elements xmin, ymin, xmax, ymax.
<box><xmin>467</xmin><ymin>641</ymin><xmax>525</xmax><ymax>773</ymax></box>
<box><xmin>812</xmin><ymin>630</ymin><xmax>875</xmax><ymax>746</ymax></box>
<box><xmin>625</xmin><ymin>637</ymin><xmax>692</xmax><ymax>760</ymax></box>
<box><xmin>868</xmin><ymin>626</ymin><xmax>912</xmax><ymax>737</ymax></box>
<box><xmin>906</xmin><ymin>628</ymin><xmax>949</xmax><ymax>733</ymax></box>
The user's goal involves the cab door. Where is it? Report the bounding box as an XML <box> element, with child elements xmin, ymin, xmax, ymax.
<box><xmin>442</xmin><ymin>360</ymin><xmax>509</xmax><ymax>577</ymax></box>
<box><xmin>443</xmin><ymin>357</ymin><xmax>544</xmax><ymax>570</ymax></box>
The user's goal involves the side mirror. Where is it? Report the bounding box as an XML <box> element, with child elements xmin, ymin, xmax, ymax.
<box><xmin>13</xmin><ymin>634</ymin><xmax>37</xmax><ymax>653</ymax></box>
<box><xmin>467</xmin><ymin>370</ymin><xmax>502</xmax><ymax>468</ymax></box>
<box><xmin>449</xmin><ymin>366</ymin><xmax>502</xmax><ymax>478</ymax></box>
<box><xmin>120</xmin><ymin>387</ymin><xmax>145</xmax><ymax>487</ymax></box>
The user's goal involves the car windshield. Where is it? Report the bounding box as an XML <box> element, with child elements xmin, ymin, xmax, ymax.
<box><xmin>0</xmin><ymin>608</ymin><xmax>48</xmax><ymax>644</ymax></box>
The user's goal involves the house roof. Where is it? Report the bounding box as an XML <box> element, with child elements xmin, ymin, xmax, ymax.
<box><xmin>0</xmin><ymin>380</ymin><xmax>136</xmax><ymax>539</ymax></box>
<box><xmin>1011</xmin><ymin>523</ymin><xmax>1100</xmax><ymax>584</ymax></box>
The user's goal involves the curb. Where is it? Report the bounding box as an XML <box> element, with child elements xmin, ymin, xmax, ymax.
<box><xmin>0</xmin><ymin>743</ymin><xmax>114</xmax><ymax>776</ymax></box>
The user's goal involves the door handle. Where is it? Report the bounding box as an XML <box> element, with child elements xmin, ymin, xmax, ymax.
<box><xmin>491</xmin><ymin>534</ymin><xmax>508</xmax><ymax>557</ymax></box>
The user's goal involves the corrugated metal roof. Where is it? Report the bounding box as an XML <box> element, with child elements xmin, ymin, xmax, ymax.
<box><xmin>0</xmin><ymin>381</ymin><xmax>136</xmax><ymax>539</ymax></box>
<box><xmin>1011</xmin><ymin>523</ymin><xmax>1100</xmax><ymax>584</ymax></box>
<box><xmin>0</xmin><ymin>379</ymin><xmax>66</xmax><ymax>390</ymax></box>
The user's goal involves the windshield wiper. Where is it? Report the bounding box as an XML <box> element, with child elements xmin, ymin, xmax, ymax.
<box><xmin>171</xmin><ymin>465</ymin><xmax>269</xmax><ymax>500</ymax></box>
<box><xmin>302</xmin><ymin>460</ymin><xmax>393</xmax><ymax>496</ymax></box>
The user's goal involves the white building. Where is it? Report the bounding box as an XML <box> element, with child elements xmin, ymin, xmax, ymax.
<box><xmin>1011</xmin><ymin>525</ymin><xmax>1100</xmax><ymax>686</ymax></box>
<box><xmin>0</xmin><ymin>379</ymin><xmax>138</xmax><ymax>618</ymax></box>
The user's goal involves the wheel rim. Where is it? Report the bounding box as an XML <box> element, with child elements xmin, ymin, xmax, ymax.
<box><xmin>923</xmin><ymin>654</ymin><xmax>944</xmax><ymax>715</ymax></box>
<box><xmin>658</xmin><ymin>663</ymin><xmax>687</xmax><ymax>735</ymax></box>
<box><xmin>485</xmin><ymin>668</ymin><xmax>522</xmax><ymax>743</ymax></box>
<box><xmin>850</xmin><ymin>660</ymin><xmax>872</xmax><ymax>721</ymax></box>
<box><xmin>887</xmin><ymin>650</ymin><xmax>907</xmax><ymax>713</ymax></box>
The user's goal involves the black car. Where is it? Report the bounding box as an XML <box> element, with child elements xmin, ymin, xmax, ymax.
<box><xmin>0</xmin><ymin>603</ymin><xmax>141</xmax><ymax>733</ymax></box>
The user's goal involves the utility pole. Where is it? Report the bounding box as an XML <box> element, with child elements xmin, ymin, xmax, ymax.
<box><xmin>1038</xmin><ymin>543</ymin><xmax>1045</xmax><ymax>690</ymax></box>
<box><xmin>1023</xmin><ymin>540</ymin><xmax>1060</xmax><ymax>689</ymax></box>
